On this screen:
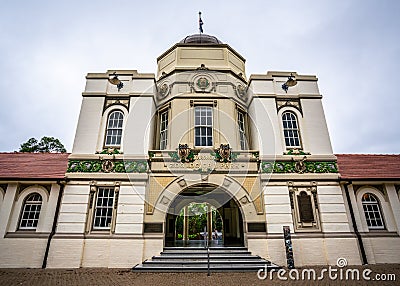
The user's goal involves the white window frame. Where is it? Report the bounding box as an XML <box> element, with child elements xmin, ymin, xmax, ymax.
<box><xmin>159</xmin><ymin>109</ymin><xmax>169</xmax><ymax>150</ymax></box>
<box><xmin>237</xmin><ymin>110</ymin><xmax>247</xmax><ymax>150</ymax></box>
<box><xmin>19</xmin><ymin>193</ymin><xmax>42</xmax><ymax>230</ymax></box>
<box><xmin>282</xmin><ymin>111</ymin><xmax>301</xmax><ymax>148</ymax></box>
<box><xmin>105</xmin><ymin>110</ymin><xmax>124</xmax><ymax>147</ymax></box>
<box><xmin>194</xmin><ymin>105</ymin><xmax>213</xmax><ymax>147</ymax></box>
<box><xmin>361</xmin><ymin>193</ymin><xmax>385</xmax><ymax>230</ymax></box>
<box><xmin>86</xmin><ymin>184</ymin><xmax>119</xmax><ymax>233</ymax></box>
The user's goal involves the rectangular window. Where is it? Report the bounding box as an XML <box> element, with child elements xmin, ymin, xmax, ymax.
<box><xmin>194</xmin><ymin>106</ymin><xmax>213</xmax><ymax>147</ymax></box>
<box><xmin>93</xmin><ymin>187</ymin><xmax>115</xmax><ymax>229</ymax></box>
<box><xmin>363</xmin><ymin>203</ymin><xmax>385</xmax><ymax>229</ymax></box>
<box><xmin>159</xmin><ymin>110</ymin><xmax>168</xmax><ymax>150</ymax></box>
<box><xmin>237</xmin><ymin>110</ymin><xmax>247</xmax><ymax>150</ymax></box>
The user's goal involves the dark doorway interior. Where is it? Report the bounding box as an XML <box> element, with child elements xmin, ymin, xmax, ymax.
<box><xmin>164</xmin><ymin>185</ymin><xmax>244</xmax><ymax>247</ymax></box>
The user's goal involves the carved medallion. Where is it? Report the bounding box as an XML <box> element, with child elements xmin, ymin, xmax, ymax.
<box><xmin>102</xmin><ymin>160</ymin><xmax>114</xmax><ymax>173</ymax></box>
<box><xmin>159</xmin><ymin>83</ymin><xmax>169</xmax><ymax>98</ymax></box>
<box><xmin>196</xmin><ymin>77</ymin><xmax>210</xmax><ymax>89</ymax></box>
<box><xmin>294</xmin><ymin>156</ymin><xmax>307</xmax><ymax>174</ymax></box>
<box><xmin>178</xmin><ymin>144</ymin><xmax>191</xmax><ymax>162</ymax></box>
<box><xmin>217</xmin><ymin>144</ymin><xmax>232</xmax><ymax>162</ymax></box>
<box><xmin>236</xmin><ymin>84</ymin><xmax>247</xmax><ymax>98</ymax></box>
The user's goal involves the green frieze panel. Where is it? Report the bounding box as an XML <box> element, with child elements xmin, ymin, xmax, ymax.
<box><xmin>261</xmin><ymin>161</ymin><xmax>338</xmax><ymax>174</ymax></box>
<box><xmin>67</xmin><ymin>159</ymin><xmax>148</xmax><ymax>173</ymax></box>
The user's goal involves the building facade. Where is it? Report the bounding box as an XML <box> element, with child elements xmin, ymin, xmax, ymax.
<box><xmin>0</xmin><ymin>34</ymin><xmax>399</xmax><ymax>268</ymax></box>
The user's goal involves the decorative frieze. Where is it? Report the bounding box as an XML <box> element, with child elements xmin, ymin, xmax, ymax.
<box><xmin>103</xmin><ymin>98</ymin><xmax>129</xmax><ymax>113</ymax></box>
<box><xmin>276</xmin><ymin>98</ymin><xmax>302</xmax><ymax>114</ymax></box>
<box><xmin>168</xmin><ymin>147</ymin><xmax>239</xmax><ymax>163</ymax></box>
<box><xmin>67</xmin><ymin>159</ymin><xmax>148</xmax><ymax>173</ymax></box>
<box><xmin>261</xmin><ymin>160</ymin><xmax>338</xmax><ymax>174</ymax></box>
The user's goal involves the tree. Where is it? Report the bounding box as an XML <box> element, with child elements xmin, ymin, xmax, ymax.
<box><xmin>19</xmin><ymin>136</ymin><xmax>67</xmax><ymax>153</ymax></box>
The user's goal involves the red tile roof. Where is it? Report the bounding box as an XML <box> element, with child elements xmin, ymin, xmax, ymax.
<box><xmin>0</xmin><ymin>153</ymin><xmax>69</xmax><ymax>179</ymax></box>
<box><xmin>336</xmin><ymin>154</ymin><xmax>400</xmax><ymax>180</ymax></box>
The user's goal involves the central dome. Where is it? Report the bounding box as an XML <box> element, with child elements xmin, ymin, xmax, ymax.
<box><xmin>180</xmin><ymin>34</ymin><xmax>223</xmax><ymax>44</ymax></box>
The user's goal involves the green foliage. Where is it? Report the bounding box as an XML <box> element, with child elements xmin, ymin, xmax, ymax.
<box><xmin>261</xmin><ymin>161</ymin><xmax>338</xmax><ymax>173</ymax></box>
<box><xmin>175</xmin><ymin>203</ymin><xmax>223</xmax><ymax>240</ymax></box>
<box><xmin>19</xmin><ymin>136</ymin><xmax>66</xmax><ymax>153</ymax></box>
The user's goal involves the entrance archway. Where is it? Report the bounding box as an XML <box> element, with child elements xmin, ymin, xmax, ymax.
<box><xmin>164</xmin><ymin>184</ymin><xmax>244</xmax><ymax>247</ymax></box>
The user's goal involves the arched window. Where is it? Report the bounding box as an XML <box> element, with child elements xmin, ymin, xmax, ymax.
<box><xmin>105</xmin><ymin>110</ymin><xmax>124</xmax><ymax>147</ymax></box>
<box><xmin>19</xmin><ymin>193</ymin><xmax>42</xmax><ymax>230</ymax></box>
<box><xmin>282</xmin><ymin>112</ymin><xmax>301</xmax><ymax>148</ymax></box>
<box><xmin>362</xmin><ymin>193</ymin><xmax>385</xmax><ymax>229</ymax></box>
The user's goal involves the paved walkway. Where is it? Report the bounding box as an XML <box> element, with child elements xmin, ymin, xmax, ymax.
<box><xmin>0</xmin><ymin>264</ymin><xmax>399</xmax><ymax>286</ymax></box>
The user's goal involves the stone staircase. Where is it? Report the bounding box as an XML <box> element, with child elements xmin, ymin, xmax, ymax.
<box><xmin>132</xmin><ymin>247</ymin><xmax>280</xmax><ymax>272</ymax></box>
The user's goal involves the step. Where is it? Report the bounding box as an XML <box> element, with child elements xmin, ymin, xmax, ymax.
<box><xmin>132</xmin><ymin>247</ymin><xmax>281</xmax><ymax>272</ymax></box>
<box><xmin>152</xmin><ymin>255</ymin><xmax>262</xmax><ymax>260</ymax></box>
<box><xmin>143</xmin><ymin>259</ymin><xmax>270</xmax><ymax>265</ymax></box>
<box><xmin>163</xmin><ymin>246</ymin><xmax>247</xmax><ymax>250</ymax></box>
<box><xmin>132</xmin><ymin>263</ymin><xmax>280</xmax><ymax>272</ymax></box>
<box><xmin>160</xmin><ymin>251</ymin><xmax>253</xmax><ymax>256</ymax></box>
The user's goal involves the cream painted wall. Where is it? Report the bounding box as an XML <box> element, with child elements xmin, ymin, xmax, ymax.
<box><xmin>123</xmin><ymin>97</ymin><xmax>155</xmax><ymax>155</ymax></box>
<box><xmin>57</xmin><ymin>184</ymin><xmax>89</xmax><ymax>233</ymax></box>
<box><xmin>301</xmin><ymin>99</ymin><xmax>333</xmax><ymax>154</ymax></box>
<box><xmin>0</xmin><ymin>238</ymin><xmax>48</xmax><ymax>268</ymax></box>
<box><xmin>115</xmin><ymin>185</ymin><xmax>145</xmax><ymax>234</ymax></box>
<box><xmin>248</xmin><ymin>98</ymin><xmax>282</xmax><ymax>156</ymax></box>
<box><xmin>157</xmin><ymin>45</ymin><xmax>246</xmax><ymax>79</ymax></box>
<box><xmin>0</xmin><ymin>183</ymin><xmax>61</xmax><ymax>268</ymax></box>
<box><xmin>263</xmin><ymin>185</ymin><xmax>294</xmax><ymax>234</ymax></box>
<box><xmin>72</xmin><ymin>97</ymin><xmax>105</xmax><ymax>154</ymax></box>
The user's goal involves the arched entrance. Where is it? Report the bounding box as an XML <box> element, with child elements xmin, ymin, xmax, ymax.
<box><xmin>164</xmin><ymin>184</ymin><xmax>244</xmax><ymax>247</ymax></box>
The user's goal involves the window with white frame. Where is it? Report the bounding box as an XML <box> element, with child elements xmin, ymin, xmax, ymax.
<box><xmin>195</xmin><ymin>106</ymin><xmax>213</xmax><ymax>147</ymax></box>
<box><xmin>19</xmin><ymin>193</ymin><xmax>42</xmax><ymax>230</ymax></box>
<box><xmin>362</xmin><ymin>193</ymin><xmax>385</xmax><ymax>229</ymax></box>
<box><xmin>237</xmin><ymin>110</ymin><xmax>247</xmax><ymax>150</ymax></box>
<box><xmin>93</xmin><ymin>187</ymin><xmax>115</xmax><ymax>229</ymax></box>
<box><xmin>105</xmin><ymin>110</ymin><xmax>124</xmax><ymax>147</ymax></box>
<box><xmin>282</xmin><ymin>111</ymin><xmax>301</xmax><ymax>148</ymax></box>
<box><xmin>159</xmin><ymin>110</ymin><xmax>168</xmax><ymax>150</ymax></box>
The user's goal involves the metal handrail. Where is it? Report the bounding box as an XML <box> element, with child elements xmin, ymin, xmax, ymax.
<box><xmin>207</xmin><ymin>244</ymin><xmax>210</xmax><ymax>276</ymax></box>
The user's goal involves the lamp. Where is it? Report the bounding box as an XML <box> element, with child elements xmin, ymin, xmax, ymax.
<box><xmin>282</xmin><ymin>73</ymin><xmax>297</xmax><ymax>93</ymax></box>
<box><xmin>108</xmin><ymin>72</ymin><xmax>124</xmax><ymax>91</ymax></box>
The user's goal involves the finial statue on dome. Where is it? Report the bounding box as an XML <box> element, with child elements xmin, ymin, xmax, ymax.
<box><xmin>199</xmin><ymin>11</ymin><xmax>204</xmax><ymax>34</ymax></box>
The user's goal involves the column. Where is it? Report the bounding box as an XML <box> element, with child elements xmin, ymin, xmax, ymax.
<box><xmin>207</xmin><ymin>204</ymin><xmax>212</xmax><ymax>241</ymax></box>
<box><xmin>183</xmin><ymin>205</ymin><xmax>188</xmax><ymax>241</ymax></box>
<box><xmin>347</xmin><ymin>184</ymin><xmax>365</xmax><ymax>232</ymax></box>
<box><xmin>386</xmin><ymin>184</ymin><xmax>400</xmax><ymax>235</ymax></box>
<box><xmin>0</xmin><ymin>184</ymin><xmax>18</xmax><ymax>237</ymax></box>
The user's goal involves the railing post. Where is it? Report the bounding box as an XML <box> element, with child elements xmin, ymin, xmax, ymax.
<box><xmin>207</xmin><ymin>246</ymin><xmax>210</xmax><ymax>276</ymax></box>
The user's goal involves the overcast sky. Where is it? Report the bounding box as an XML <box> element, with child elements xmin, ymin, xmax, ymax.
<box><xmin>1</xmin><ymin>0</ymin><xmax>399</xmax><ymax>154</ymax></box>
